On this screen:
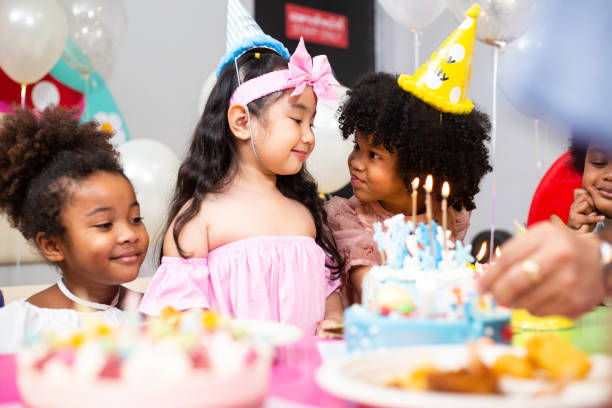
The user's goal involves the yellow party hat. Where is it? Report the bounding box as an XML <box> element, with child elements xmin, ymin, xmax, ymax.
<box><xmin>398</xmin><ymin>4</ymin><xmax>480</xmax><ymax>115</ymax></box>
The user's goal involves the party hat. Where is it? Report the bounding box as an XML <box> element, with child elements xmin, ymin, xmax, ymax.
<box><xmin>398</xmin><ymin>4</ymin><xmax>480</xmax><ymax>115</ymax></box>
<box><xmin>216</xmin><ymin>0</ymin><xmax>290</xmax><ymax>76</ymax></box>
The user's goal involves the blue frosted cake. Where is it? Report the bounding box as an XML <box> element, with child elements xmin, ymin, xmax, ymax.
<box><xmin>344</xmin><ymin>215</ymin><xmax>512</xmax><ymax>353</ymax></box>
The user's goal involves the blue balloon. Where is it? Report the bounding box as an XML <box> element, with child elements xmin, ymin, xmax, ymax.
<box><xmin>508</xmin><ymin>0</ymin><xmax>612</xmax><ymax>141</ymax></box>
<box><xmin>498</xmin><ymin>24</ymin><xmax>548</xmax><ymax>118</ymax></box>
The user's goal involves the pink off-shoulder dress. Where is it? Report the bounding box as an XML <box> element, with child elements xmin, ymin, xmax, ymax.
<box><xmin>139</xmin><ymin>236</ymin><xmax>340</xmax><ymax>336</ymax></box>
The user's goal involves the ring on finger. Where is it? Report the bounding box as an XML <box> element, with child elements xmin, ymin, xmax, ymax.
<box><xmin>521</xmin><ymin>259</ymin><xmax>542</xmax><ymax>282</ymax></box>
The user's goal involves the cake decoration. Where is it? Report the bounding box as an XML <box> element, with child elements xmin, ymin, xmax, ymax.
<box><xmin>344</xmin><ymin>177</ymin><xmax>511</xmax><ymax>352</ymax></box>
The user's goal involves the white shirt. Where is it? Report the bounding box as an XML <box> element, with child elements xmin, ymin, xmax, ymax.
<box><xmin>0</xmin><ymin>300</ymin><xmax>126</xmax><ymax>354</ymax></box>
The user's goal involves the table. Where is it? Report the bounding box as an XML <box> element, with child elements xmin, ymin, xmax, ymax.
<box><xmin>0</xmin><ymin>338</ymin><xmax>350</xmax><ymax>408</ymax></box>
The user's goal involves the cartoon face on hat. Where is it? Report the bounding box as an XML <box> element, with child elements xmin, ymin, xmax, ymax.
<box><xmin>398</xmin><ymin>4</ymin><xmax>480</xmax><ymax>115</ymax></box>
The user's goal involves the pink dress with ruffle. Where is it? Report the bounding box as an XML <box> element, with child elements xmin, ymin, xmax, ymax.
<box><xmin>324</xmin><ymin>196</ymin><xmax>391</xmax><ymax>272</ymax></box>
<box><xmin>139</xmin><ymin>236</ymin><xmax>340</xmax><ymax>336</ymax></box>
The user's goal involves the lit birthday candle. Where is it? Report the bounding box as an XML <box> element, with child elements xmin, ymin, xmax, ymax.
<box><xmin>411</xmin><ymin>177</ymin><xmax>419</xmax><ymax>227</ymax></box>
<box><xmin>424</xmin><ymin>175</ymin><xmax>434</xmax><ymax>263</ymax></box>
<box><xmin>476</xmin><ymin>242</ymin><xmax>487</xmax><ymax>263</ymax></box>
<box><xmin>475</xmin><ymin>241</ymin><xmax>487</xmax><ymax>277</ymax></box>
<box><xmin>441</xmin><ymin>181</ymin><xmax>450</xmax><ymax>251</ymax></box>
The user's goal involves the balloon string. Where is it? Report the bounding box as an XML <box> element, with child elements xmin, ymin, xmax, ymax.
<box><xmin>489</xmin><ymin>46</ymin><xmax>499</xmax><ymax>262</ymax></box>
<box><xmin>20</xmin><ymin>84</ymin><xmax>26</xmax><ymax>108</ymax></box>
<box><xmin>17</xmin><ymin>83</ymin><xmax>26</xmax><ymax>275</ymax></box>
<box><xmin>17</xmin><ymin>83</ymin><xmax>27</xmax><ymax>275</ymax></box>
<box><xmin>535</xmin><ymin>118</ymin><xmax>542</xmax><ymax>178</ymax></box>
<box><xmin>413</xmin><ymin>29</ymin><xmax>421</xmax><ymax>73</ymax></box>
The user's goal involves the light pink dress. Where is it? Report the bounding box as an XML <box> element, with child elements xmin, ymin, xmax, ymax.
<box><xmin>139</xmin><ymin>236</ymin><xmax>340</xmax><ymax>336</ymax></box>
<box><xmin>324</xmin><ymin>196</ymin><xmax>390</xmax><ymax>273</ymax></box>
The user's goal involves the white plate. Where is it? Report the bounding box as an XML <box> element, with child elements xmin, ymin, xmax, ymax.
<box><xmin>316</xmin><ymin>345</ymin><xmax>612</xmax><ymax>408</ymax></box>
<box><xmin>229</xmin><ymin>319</ymin><xmax>303</xmax><ymax>347</ymax></box>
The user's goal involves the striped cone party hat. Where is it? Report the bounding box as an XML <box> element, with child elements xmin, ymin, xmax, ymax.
<box><xmin>216</xmin><ymin>0</ymin><xmax>290</xmax><ymax>76</ymax></box>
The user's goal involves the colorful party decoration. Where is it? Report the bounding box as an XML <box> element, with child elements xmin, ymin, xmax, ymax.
<box><xmin>397</xmin><ymin>4</ymin><xmax>479</xmax><ymax>115</ymax></box>
<box><xmin>0</xmin><ymin>59</ymin><xmax>130</xmax><ymax>142</ymax></box>
<box><xmin>50</xmin><ymin>59</ymin><xmax>130</xmax><ymax>133</ymax></box>
<box><xmin>0</xmin><ymin>68</ymin><xmax>82</xmax><ymax>115</ymax></box>
<box><xmin>59</xmin><ymin>0</ymin><xmax>127</xmax><ymax>75</ymax></box>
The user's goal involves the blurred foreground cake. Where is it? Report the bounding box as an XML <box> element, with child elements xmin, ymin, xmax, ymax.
<box><xmin>17</xmin><ymin>308</ymin><xmax>272</xmax><ymax>408</ymax></box>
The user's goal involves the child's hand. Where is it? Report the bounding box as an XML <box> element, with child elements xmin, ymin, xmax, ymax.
<box><xmin>316</xmin><ymin>318</ymin><xmax>343</xmax><ymax>338</ymax></box>
<box><xmin>567</xmin><ymin>189</ymin><xmax>605</xmax><ymax>233</ymax></box>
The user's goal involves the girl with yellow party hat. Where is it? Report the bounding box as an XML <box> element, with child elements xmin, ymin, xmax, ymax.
<box><xmin>325</xmin><ymin>4</ymin><xmax>492</xmax><ymax>302</ymax></box>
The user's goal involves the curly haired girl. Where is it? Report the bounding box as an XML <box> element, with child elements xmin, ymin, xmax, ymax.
<box><xmin>0</xmin><ymin>107</ymin><xmax>149</xmax><ymax>352</ymax></box>
<box><xmin>325</xmin><ymin>72</ymin><xmax>492</xmax><ymax>302</ymax></box>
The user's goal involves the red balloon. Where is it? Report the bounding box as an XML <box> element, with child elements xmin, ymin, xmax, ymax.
<box><xmin>527</xmin><ymin>151</ymin><xmax>582</xmax><ymax>226</ymax></box>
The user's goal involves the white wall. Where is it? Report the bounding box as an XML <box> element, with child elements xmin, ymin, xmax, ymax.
<box><xmin>0</xmin><ymin>0</ymin><xmax>569</xmax><ymax>286</ymax></box>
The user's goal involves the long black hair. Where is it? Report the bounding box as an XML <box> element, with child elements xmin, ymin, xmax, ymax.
<box><xmin>165</xmin><ymin>49</ymin><xmax>344</xmax><ymax>281</ymax></box>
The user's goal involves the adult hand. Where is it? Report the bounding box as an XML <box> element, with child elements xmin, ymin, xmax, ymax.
<box><xmin>568</xmin><ymin>188</ymin><xmax>605</xmax><ymax>232</ymax></box>
<box><xmin>478</xmin><ymin>222</ymin><xmax>604</xmax><ymax>318</ymax></box>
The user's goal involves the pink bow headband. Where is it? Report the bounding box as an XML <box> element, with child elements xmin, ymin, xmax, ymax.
<box><xmin>229</xmin><ymin>37</ymin><xmax>340</xmax><ymax>109</ymax></box>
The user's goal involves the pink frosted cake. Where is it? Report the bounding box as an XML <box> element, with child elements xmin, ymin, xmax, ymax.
<box><xmin>17</xmin><ymin>308</ymin><xmax>272</xmax><ymax>408</ymax></box>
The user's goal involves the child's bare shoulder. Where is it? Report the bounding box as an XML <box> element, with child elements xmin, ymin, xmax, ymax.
<box><xmin>163</xmin><ymin>199</ymin><xmax>209</xmax><ymax>258</ymax></box>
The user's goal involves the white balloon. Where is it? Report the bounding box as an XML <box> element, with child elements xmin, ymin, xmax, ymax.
<box><xmin>118</xmin><ymin>140</ymin><xmax>180</xmax><ymax>244</ymax></box>
<box><xmin>307</xmin><ymin>86</ymin><xmax>354</xmax><ymax>193</ymax></box>
<box><xmin>449</xmin><ymin>0</ymin><xmax>535</xmax><ymax>47</ymax></box>
<box><xmin>0</xmin><ymin>0</ymin><xmax>68</xmax><ymax>84</ymax></box>
<box><xmin>198</xmin><ymin>71</ymin><xmax>218</xmax><ymax>116</ymax></box>
<box><xmin>378</xmin><ymin>0</ymin><xmax>448</xmax><ymax>30</ymax></box>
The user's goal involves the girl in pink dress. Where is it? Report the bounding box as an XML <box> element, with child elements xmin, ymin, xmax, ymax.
<box><xmin>139</xmin><ymin>38</ymin><xmax>345</xmax><ymax>336</ymax></box>
<box><xmin>325</xmin><ymin>72</ymin><xmax>492</xmax><ymax>303</ymax></box>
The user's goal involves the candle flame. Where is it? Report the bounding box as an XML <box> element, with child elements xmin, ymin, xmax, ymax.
<box><xmin>495</xmin><ymin>246</ymin><xmax>501</xmax><ymax>258</ymax></box>
<box><xmin>442</xmin><ymin>181</ymin><xmax>450</xmax><ymax>198</ymax></box>
<box><xmin>411</xmin><ymin>177</ymin><xmax>420</xmax><ymax>190</ymax></box>
<box><xmin>424</xmin><ymin>175</ymin><xmax>433</xmax><ymax>192</ymax></box>
<box><xmin>476</xmin><ymin>242</ymin><xmax>487</xmax><ymax>262</ymax></box>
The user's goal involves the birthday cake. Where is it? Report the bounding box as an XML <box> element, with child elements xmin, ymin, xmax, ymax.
<box><xmin>17</xmin><ymin>308</ymin><xmax>272</xmax><ymax>408</ymax></box>
<box><xmin>344</xmin><ymin>214</ymin><xmax>512</xmax><ymax>353</ymax></box>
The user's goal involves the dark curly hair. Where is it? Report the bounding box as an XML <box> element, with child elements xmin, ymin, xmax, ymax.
<box><xmin>166</xmin><ymin>49</ymin><xmax>344</xmax><ymax>281</ymax></box>
<box><xmin>0</xmin><ymin>107</ymin><xmax>125</xmax><ymax>243</ymax></box>
<box><xmin>568</xmin><ymin>131</ymin><xmax>591</xmax><ymax>174</ymax></box>
<box><xmin>338</xmin><ymin>72</ymin><xmax>492</xmax><ymax>211</ymax></box>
